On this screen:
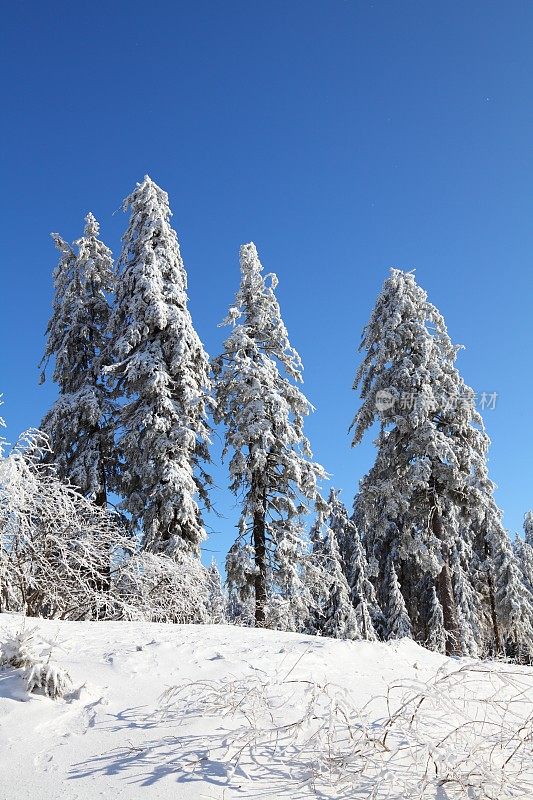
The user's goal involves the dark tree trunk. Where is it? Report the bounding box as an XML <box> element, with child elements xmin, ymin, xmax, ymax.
<box><xmin>432</xmin><ymin>508</ymin><xmax>461</xmax><ymax>656</ymax></box>
<box><xmin>93</xmin><ymin>429</ymin><xmax>111</xmax><ymax>603</ymax></box>
<box><xmin>486</xmin><ymin>571</ymin><xmax>502</xmax><ymax>655</ymax></box>
<box><xmin>484</xmin><ymin>541</ymin><xmax>503</xmax><ymax>656</ymax></box>
<box><xmin>90</xmin><ymin>422</ymin><xmax>108</xmax><ymax>508</ymax></box>
<box><xmin>252</xmin><ymin>482</ymin><xmax>268</xmax><ymax>627</ymax></box>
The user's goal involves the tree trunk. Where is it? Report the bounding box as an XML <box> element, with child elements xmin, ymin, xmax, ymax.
<box><xmin>484</xmin><ymin>540</ymin><xmax>503</xmax><ymax>656</ymax></box>
<box><xmin>432</xmin><ymin>508</ymin><xmax>461</xmax><ymax>655</ymax></box>
<box><xmin>91</xmin><ymin>422</ymin><xmax>108</xmax><ymax>508</ymax></box>
<box><xmin>252</xmin><ymin>483</ymin><xmax>268</xmax><ymax>627</ymax></box>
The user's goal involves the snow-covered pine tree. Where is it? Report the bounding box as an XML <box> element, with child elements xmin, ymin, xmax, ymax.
<box><xmin>450</xmin><ymin>540</ymin><xmax>484</xmax><ymax>657</ymax></box>
<box><xmin>225</xmin><ymin>542</ymin><xmax>256</xmax><ymax>625</ymax></box>
<box><xmin>461</xmin><ymin>496</ymin><xmax>533</xmax><ymax>660</ymax></box>
<box><xmin>308</xmin><ymin>510</ymin><xmax>361</xmax><ymax>640</ymax></box>
<box><xmin>515</xmin><ymin>512</ymin><xmax>533</xmax><ymax>593</ymax></box>
<box><xmin>213</xmin><ymin>243</ymin><xmax>326</xmax><ymax>629</ymax></box>
<box><xmin>39</xmin><ymin>215</ymin><xmax>115</xmax><ymax>505</ymax></box>
<box><xmin>488</xmin><ymin>520</ymin><xmax>533</xmax><ymax>662</ymax></box>
<box><xmin>351</xmin><ymin>269</ymin><xmax>524</xmax><ymax>658</ymax></box>
<box><xmin>105</xmin><ymin>176</ymin><xmax>212</xmax><ymax>559</ymax></box>
<box><xmin>514</xmin><ymin>514</ymin><xmax>533</xmax><ymax>651</ymax></box>
<box><xmin>206</xmin><ymin>559</ymin><xmax>227</xmax><ymax>623</ymax></box>
<box><xmin>326</xmin><ymin>489</ymin><xmax>379</xmax><ymax>640</ymax></box>
<box><xmin>524</xmin><ymin>511</ymin><xmax>533</xmax><ymax>547</ymax></box>
<box><xmin>384</xmin><ymin>558</ymin><xmax>412</xmax><ymax>639</ymax></box>
<box><xmin>426</xmin><ymin>585</ymin><xmax>446</xmax><ymax>653</ymax></box>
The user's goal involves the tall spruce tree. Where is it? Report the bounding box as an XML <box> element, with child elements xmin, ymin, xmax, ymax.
<box><xmin>206</xmin><ymin>559</ymin><xmax>227</xmax><ymax>624</ymax></box>
<box><xmin>106</xmin><ymin>176</ymin><xmax>212</xmax><ymax>558</ymax></box>
<box><xmin>308</xmin><ymin>508</ymin><xmax>361</xmax><ymax>640</ymax></box>
<box><xmin>327</xmin><ymin>490</ymin><xmax>379</xmax><ymax>640</ymax></box>
<box><xmin>213</xmin><ymin>243</ymin><xmax>326</xmax><ymax>628</ymax></box>
<box><xmin>426</xmin><ymin>585</ymin><xmax>446</xmax><ymax>653</ymax></box>
<box><xmin>524</xmin><ymin>511</ymin><xmax>533</xmax><ymax>546</ymax></box>
<box><xmin>351</xmin><ymin>269</ymin><xmax>529</xmax><ymax>658</ymax></box>
<box><xmin>40</xmin><ymin>214</ymin><xmax>115</xmax><ymax>506</ymax></box>
<box><xmin>225</xmin><ymin>541</ymin><xmax>256</xmax><ymax>625</ymax></box>
<box><xmin>384</xmin><ymin>559</ymin><xmax>412</xmax><ymax>639</ymax></box>
<box><xmin>489</xmin><ymin>523</ymin><xmax>533</xmax><ymax>661</ymax></box>
<box><xmin>514</xmin><ymin>513</ymin><xmax>533</xmax><ymax>633</ymax></box>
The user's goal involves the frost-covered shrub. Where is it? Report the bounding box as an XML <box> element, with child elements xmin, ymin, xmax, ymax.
<box><xmin>114</xmin><ymin>551</ymin><xmax>211</xmax><ymax>623</ymax></box>
<box><xmin>0</xmin><ymin>428</ymin><xmax>212</xmax><ymax>623</ymax></box>
<box><xmin>0</xmin><ymin>626</ymin><xmax>72</xmax><ymax>700</ymax></box>
<box><xmin>26</xmin><ymin>661</ymin><xmax>72</xmax><ymax>700</ymax></box>
<box><xmin>0</xmin><ymin>429</ymin><xmax>132</xmax><ymax>619</ymax></box>
<box><xmin>158</xmin><ymin>662</ymin><xmax>533</xmax><ymax>799</ymax></box>
<box><xmin>0</xmin><ymin>626</ymin><xmax>40</xmax><ymax>669</ymax></box>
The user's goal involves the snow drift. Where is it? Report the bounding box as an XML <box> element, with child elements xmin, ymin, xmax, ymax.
<box><xmin>1</xmin><ymin>614</ymin><xmax>533</xmax><ymax>799</ymax></box>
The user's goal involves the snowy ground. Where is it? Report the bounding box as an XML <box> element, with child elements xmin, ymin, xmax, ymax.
<box><xmin>1</xmin><ymin>614</ymin><xmax>533</xmax><ymax>800</ymax></box>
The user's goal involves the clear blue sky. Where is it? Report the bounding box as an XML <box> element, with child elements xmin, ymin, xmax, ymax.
<box><xmin>1</xmin><ymin>1</ymin><xmax>532</xmax><ymax>564</ymax></box>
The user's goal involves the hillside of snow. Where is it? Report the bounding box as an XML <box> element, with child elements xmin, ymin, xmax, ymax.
<box><xmin>1</xmin><ymin>614</ymin><xmax>533</xmax><ymax>800</ymax></box>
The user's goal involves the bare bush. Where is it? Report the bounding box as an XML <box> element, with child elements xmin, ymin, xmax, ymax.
<box><xmin>0</xmin><ymin>429</ymin><xmax>212</xmax><ymax>623</ymax></box>
<box><xmin>0</xmin><ymin>625</ymin><xmax>41</xmax><ymax>668</ymax></box>
<box><xmin>0</xmin><ymin>429</ymin><xmax>127</xmax><ymax>619</ymax></box>
<box><xmin>0</xmin><ymin>625</ymin><xmax>72</xmax><ymax>700</ymax></box>
<box><xmin>114</xmin><ymin>551</ymin><xmax>210</xmax><ymax>623</ymax></box>
<box><xmin>157</xmin><ymin>660</ymin><xmax>533</xmax><ymax>799</ymax></box>
<box><xmin>26</xmin><ymin>661</ymin><xmax>72</xmax><ymax>700</ymax></box>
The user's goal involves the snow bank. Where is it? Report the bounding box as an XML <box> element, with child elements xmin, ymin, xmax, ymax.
<box><xmin>1</xmin><ymin>614</ymin><xmax>532</xmax><ymax>799</ymax></box>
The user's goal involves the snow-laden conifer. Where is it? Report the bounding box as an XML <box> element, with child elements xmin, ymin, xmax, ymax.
<box><xmin>450</xmin><ymin>542</ymin><xmax>483</xmax><ymax>657</ymax></box>
<box><xmin>326</xmin><ymin>490</ymin><xmax>379</xmax><ymax>640</ymax></box>
<box><xmin>514</xmin><ymin>515</ymin><xmax>533</xmax><ymax>659</ymax></box>
<box><xmin>206</xmin><ymin>560</ymin><xmax>227</xmax><ymax>624</ymax></box>
<box><xmin>213</xmin><ymin>243</ymin><xmax>326</xmax><ymax>628</ymax></box>
<box><xmin>490</xmin><ymin>526</ymin><xmax>533</xmax><ymax>661</ymax></box>
<box><xmin>308</xmin><ymin>511</ymin><xmax>361</xmax><ymax>640</ymax></box>
<box><xmin>524</xmin><ymin>511</ymin><xmax>533</xmax><ymax>547</ymax></box>
<box><xmin>465</xmin><ymin>500</ymin><xmax>533</xmax><ymax>660</ymax></box>
<box><xmin>106</xmin><ymin>176</ymin><xmax>212</xmax><ymax>558</ymax></box>
<box><xmin>225</xmin><ymin>542</ymin><xmax>257</xmax><ymax>626</ymax></box>
<box><xmin>267</xmin><ymin>524</ymin><xmax>316</xmax><ymax>633</ymax></box>
<box><xmin>40</xmin><ymin>215</ymin><xmax>115</xmax><ymax>505</ymax></box>
<box><xmin>351</xmin><ymin>269</ymin><xmax>524</xmax><ymax>658</ymax></box>
<box><xmin>384</xmin><ymin>559</ymin><xmax>412</xmax><ymax>639</ymax></box>
<box><xmin>515</xmin><ymin>513</ymin><xmax>533</xmax><ymax>595</ymax></box>
<box><xmin>426</xmin><ymin>585</ymin><xmax>446</xmax><ymax>653</ymax></box>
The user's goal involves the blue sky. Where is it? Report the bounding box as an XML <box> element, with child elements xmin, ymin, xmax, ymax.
<box><xmin>1</xmin><ymin>1</ymin><xmax>532</xmax><ymax>564</ymax></box>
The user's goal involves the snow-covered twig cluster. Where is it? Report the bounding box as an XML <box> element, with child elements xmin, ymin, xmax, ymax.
<box><xmin>1</xmin><ymin>428</ymin><xmax>124</xmax><ymax>619</ymax></box>
<box><xmin>0</xmin><ymin>430</ymin><xmax>222</xmax><ymax>623</ymax></box>
<box><xmin>157</xmin><ymin>661</ymin><xmax>533</xmax><ymax>799</ymax></box>
<box><xmin>113</xmin><ymin>551</ymin><xmax>211</xmax><ymax>623</ymax></box>
<box><xmin>0</xmin><ymin>625</ymin><xmax>71</xmax><ymax>700</ymax></box>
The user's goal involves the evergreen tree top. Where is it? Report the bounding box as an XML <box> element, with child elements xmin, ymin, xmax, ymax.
<box><xmin>105</xmin><ymin>176</ymin><xmax>212</xmax><ymax>558</ymax></box>
<box><xmin>218</xmin><ymin>242</ymin><xmax>303</xmax><ymax>383</ymax></box>
<box><xmin>524</xmin><ymin>511</ymin><xmax>533</xmax><ymax>547</ymax></box>
<box><xmin>351</xmin><ymin>268</ymin><xmax>482</xmax><ymax>446</ymax></box>
<box><xmin>83</xmin><ymin>211</ymin><xmax>99</xmax><ymax>237</ymax></box>
<box><xmin>41</xmin><ymin>216</ymin><xmax>114</xmax><ymax>392</ymax></box>
<box><xmin>120</xmin><ymin>175</ymin><xmax>183</xmax><ymax>283</ymax></box>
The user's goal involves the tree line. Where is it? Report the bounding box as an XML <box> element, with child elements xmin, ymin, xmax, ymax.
<box><xmin>2</xmin><ymin>174</ymin><xmax>532</xmax><ymax>662</ymax></box>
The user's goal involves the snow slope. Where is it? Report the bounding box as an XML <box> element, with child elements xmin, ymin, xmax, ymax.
<box><xmin>1</xmin><ymin>614</ymin><xmax>532</xmax><ymax>799</ymax></box>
